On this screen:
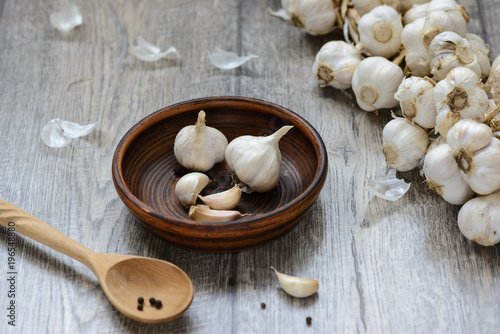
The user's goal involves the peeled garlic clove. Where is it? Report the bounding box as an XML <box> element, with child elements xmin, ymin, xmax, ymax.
<box><xmin>281</xmin><ymin>0</ymin><xmax>337</xmax><ymax>36</ymax></box>
<box><xmin>394</xmin><ymin>76</ymin><xmax>436</xmax><ymax>129</ymax></box>
<box><xmin>188</xmin><ymin>205</ymin><xmax>245</xmax><ymax>222</ymax></box>
<box><xmin>175</xmin><ymin>172</ymin><xmax>210</xmax><ymax>207</ymax></box>
<box><xmin>358</xmin><ymin>5</ymin><xmax>403</xmax><ymax>59</ymax></box>
<box><xmin>198</xmin><ymin>184</ymin><xmax>242</xmax><ymax>210</ymax></box>
<box><xmin>225</xmin><ymin>125</ymin><xmax>293</xmax><ymax>192</ymax></box>
<box><xmin>312</xmin><ymin>41</ymin><xmax>362</xmax><ymax>90</ymax></box>
<box><xmin>271</xmin><ymin>267</ymin><xmax>319</xmax><ymax>298</ymax></box>
<box><xmin>458</xmin><ymin>192</ymin><xmax>500</xmax><ymax>246</ymax></box>
<box><xmin>174</xmin><ymin>110</ymin><xmax>228</xmax><ymax>172</ymax></box>
<box><xmin>351</xmin><ymin>57</ymin><xmax>403</xmax><ymax>112</ymax></box>
<box><xmin>382</xmin><ymin>118</ymin><xmax>429</xmax><ymax>172</ymax></box>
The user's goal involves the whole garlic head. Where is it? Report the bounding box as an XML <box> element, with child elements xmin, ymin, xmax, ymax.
<box><xmin>312</xmin><ymin>41</ymin><xmax>362</xmax><ymax>90</ymax></box>
<box><xmin>351</xmin><ymin>57</ymin><xmax>404</xmax><ymax>112</ymax></box>
<box><xmin>400</xmin><ymin>0</ymin><xmax>430</xmax><ymax>14</ymax></box>
<box><xmin>458</xmin><ymin>192</ymin><xmax>500</xmax><ymax>246</ymax></box>
<box><xmin>351</xmin><ymin>0</ymin><xmax>401</xmax><ymax>17</ymax></box>
<box><xmin>174</xmin><ymin>110</ymin><xmax>228</xmax><ymax>172</ymax></box>
<box><xmin>358</xmin><ymin>5</ymin><xmax>403</xmax><ymax>58</ymax></box>
<box><xmin>225</xmin><ymin>125</ymin><xmax>293</xmax><ymax>193</ymax></box>
<box><xmin>466</xmin><ymin>33</ymin><xmax>491</xmax><ymax>81</ymax></box>
<box><xmin>382</xmin><ymin>118</ymin><xmax>429</xmax><ymax>172</ymax></box>
<box><xmin>433</xmin><ymin>67</ymin><xmax>489</xmax><ymax>138</ymax></box>
<box><xmin>394</xmin><ymin>76</ymin><xmax>437</xmax><ymax>129</ymax></box>
<box><xmin>281</xmin><ymin>0</ymin><xmax>337</xmax><ymax>35</ymax></box>
<box><xmin>486</xmin><ymin>55</ymin><xmax>500</xmax><ymax>105</ymax></box>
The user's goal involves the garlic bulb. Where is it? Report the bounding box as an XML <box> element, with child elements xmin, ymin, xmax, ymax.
<box><xmin>433</xmin><ymin>67</ymin><xmax>488</xmax><ymax>138</ymax></box>
<box><xmin>174</xmin><ymin>110</ymin><xmax>228</xmax><ymax>172</ymax></box>
<box><xmin>351</xmin><ymin>0</ymin><xmax>400</xmax><ymax>17</ymax></box>
<box><xmin>466</xmin><ymin>33</ymin><xmax>491</xmax><ymax>81</ymax></box>
<box><xmin>447</xmin><ymin>119</ymin><xmax>500</xmax><ymax>195</ymax></box>
<box><xmin>225</xmin><ymin>125</ymin><xmax>293</xmax><ymax>193</ymax></box>
<box><xmin>198</xmin><ymin>185</ymin><xmax>242</xmax><ymax>210</ymax></box>
<box><xmin>175</xmin><ymin>172</ymin><xmax>210</xmax><ymax>207</ymax></box>
<box><xmin>394</xmin><ymin>76</ymin><xmax>436</xmax><ymax>129</ymax></box>
<box><xmin>271</xmin><ymin>267</ymin><xmax>319</xmax><ymax>298</ymax></box>
<box><xmin>429</xmin><ymin>31</ymin><xmax>481</xmax><ymax>82</ymax></box>
<box><xmin>351</xmin><ymin>57</ymin><xmax>404</xmax><ymax>112</ymax></box>
<box><xmin>458</xmin><ymin>192</ymin><xmax>500</xmax><ymax>246</ymax></box>
<box><xmin>312</xmin><ymin>41</ymin><xmax>362</xmax><ymax>89</ymax></box>
<box><xmin>423</xmin><ymin>143</ymin><xmax>474</xmax><ymax>205</ymax></box>
<box><xmin>188</xmin><ymin>205</ymin><xmax>245</xmax><ymax>222</ymax></box>
<box><xmin>486</xmin><ymin>55</ymin><xmax>500</xmax><ymax>104</ymax></box>
<box><xmin>382</xmin><ymin>118</ymin><xmax>429</xmax><ymax>172</ymax></box>
<box><xmin>403</xmin><ymin>3</ymin><xmax>429</xmax><ymax>25</ymax></box>
<box><xmin>400</xmin><ymin>0</ymin><xmax>430</xmax><ymax>13</ymax></box>
<box><xmin>358</xmin><ymin>6</ymin><xmax>403</xmax><ymax>58</ymax></box>
<box><xmin>281</xmin><ymin>0</ymin><xmax>337</xmax><ymax>35</ymax></box>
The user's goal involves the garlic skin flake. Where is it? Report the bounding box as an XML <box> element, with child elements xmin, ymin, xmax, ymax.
<box><xmin>271</xmin><ymin>267</ymin><xmax>319</xmax><ymax>298</ymax></box>
<box><xmin>198</xmin><ymin>184</ymin><xmax>242</xmax><ymax>210</ymax></box>
<box><xmin>358</xmin><ymin>5</ymin><xmax>403</xmax><ymax>58</ymax></box>
<box><xmin>175</xmin><ymin>172</ymin><xmax>210</xmax><ymax>207</ymax></box>
<box><xmin>351</xmin><ymin>57</ymin><xmax>404</xmax><ymax>112</ymax></box>
<box><xmin>382</xmin><ymin>118</ymin><xmax>429</xmax><ymax>172</ymax></box>
<box><xmin>188</xmin><ymin>205</ymin><xmax>245</xmax><ymax>222</ymax></box>
<box><xmin>174</xmin><ymin>110</ymin><xmax>228</xmax><ymax>172</ymax></box>
<box><xmin>208</xmin><ymin>48</ymin><xmax>258</xmax><ymax>70</ymax></box>
<box><xmin>281</xmin><ymin>0</ymin><xmax>337</xmax><ymax>36</ymax></box>
<box><xmin>312</xmin><ymin>41</ymin><xmax>362</xmax><ymax>90</ymax></box>
<box><xmin>394</xmin><ymin>76</ymin><xmax>436</xmax><ymax>129</ymax></box>
<box><xmin>41</xmin><ymin>118</ymin><xmax>96</xmax><ymax>148</ymax></box>
<box><xmin>458</xmin><ymin>192</ymin><xmax>500</xmax><ymax>247</ymax></box>
<box><xmin>225</xmin><ymin>125</ymin><xmax>293</xmax><ymax>193</ymax></box>
<box><xmin>49</xmin><ymin>4</ymin><xmax>83</xmax><ymax>32</ymax></box>
<box><xmin>433</xmin><ymin>67</ymin><xmax>489</xmax><ymax>138</ymax></box>
<box><xmin>367</xmin><ymin>169</ymin><xmax>411</xmax><ymax>201</ymax></box>
<box><xmin>133</xmin><ymin>36</ymin><xmax>180</xmax><ymax>62</ymax></box>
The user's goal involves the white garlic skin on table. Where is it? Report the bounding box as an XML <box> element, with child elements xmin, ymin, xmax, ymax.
<box><xmin>351</xmin><ymin>57</ymin><xmax>404</xmax><ymax>112</ymax></box>
<box><xmin>198</xmin><ymin>184</ymin><xmax>242</xmax><ymax>210</ymax></box>
<box><xmin>433</xmin><ymin>67</ymin><xmax>489</xmax><ymax>138</ymax></box>
<box><xmin>466</xmin><ymin>33</ymin><xmax>491</xmax><ymax>81</ymax></box>
<box><xmin>351</xmin><ymin>0</ymin><xmax>400</xmax><ymax>17</ymax></box>
<box><xmin>281</xmin><ymin>0</ymin><xmax>337</xmax><ymax>35</ymax></box>
<box><xmin>423</xmin><ymin>143</ymin><xmax>474</xmax><ymax>205</ymax></box>
<box><xmin>458</xmin><ymin>192</ymin><xmax>500</xmax><ymax>247</ymax></box>
<box><xmin>174</xmin><ymin>110</ymin><xmax>228</xmax><ymax>172</ymax></box>
<box><xmin>312</xmin><ymin>41</ymin><xmax>362</xmax><ymax>90</ymax></box>
<box><xmin>174</xmin><ymin>172</ymin><xmax>210</xmax><ymax>207</ymax></box>
<box><xmin>394</xmin><ymin>76</ymin><xmax>437</xmax><ymax>129</ymax></box>
<box><xmin>271</xmin><ymin>267</ymin><xmax>319</xmax><ymax>298</ymax></box>
<box><xmin>429</xmin><ymin>31</ymin><xmax>481</xmax><ymax>82</ymax></box>
<box><xmin>225</xmin><ymin>125</ymin><xmax>293</xmax><ymax>193</ymax></box>
<box><xmin>358</xmin><ymin>5</ymin><xmax>403</xmax><ymax>58</ymax></box>
<box><xmin>382</xmin><ymin>118</ymin><xmax>429</xmax><ymax>172</ymax></box>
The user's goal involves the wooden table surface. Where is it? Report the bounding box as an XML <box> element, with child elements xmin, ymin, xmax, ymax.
<box><xmin>1</xmin><ymin>0</ymin><xmax>500</xmax><ymax>333</ymax></box>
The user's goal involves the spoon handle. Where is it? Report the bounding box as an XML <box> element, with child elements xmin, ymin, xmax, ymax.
<box><xmin>0</xmin><ymin>199</ymin><xmax>95</xmax><ymax>268</ymax></box>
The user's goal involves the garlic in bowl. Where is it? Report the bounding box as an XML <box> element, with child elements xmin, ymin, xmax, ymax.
<box><xmin>112</xmin><ymin>96</ymin><xmax>328</xmax><ymax>252</ymax></box>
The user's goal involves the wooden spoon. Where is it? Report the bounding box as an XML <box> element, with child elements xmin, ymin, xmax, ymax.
<box><xmin>0</xmin><ymin>198</ymin><xmax>194</xmax><ymax>323</ymax></box>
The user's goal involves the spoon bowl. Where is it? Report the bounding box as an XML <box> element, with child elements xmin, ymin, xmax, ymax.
<box><xmin>0</xmin><ymin>199</ymin><xmax>194</xmax><ymax>323</ymax></box>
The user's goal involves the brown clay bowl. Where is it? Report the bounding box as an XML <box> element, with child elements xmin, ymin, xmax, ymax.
<box><xmin>112</xmin><ymin>96</ymin><xmax>328</xmax><ymax>252</ymax></box>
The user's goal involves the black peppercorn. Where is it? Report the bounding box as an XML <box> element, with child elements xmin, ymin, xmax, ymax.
<box><xmin>306</xmin><ymin>317</ymin><xmax>312</xmax><ymax>326</ymax></box>
<box><xmin>137</xmin><ymin>304</ymin><xmax>143</xmax><ymax>311</ymax></box>
<box><xmin>149</xmin><ymin>297</ymin><xmax>156</xmax><ymax>305</ymax></box>
<box><xmin>155</xmin><ymin>300</ymin><xmax>163</xmax><ymax>309</ymax></box>
<box><xmin>138</xmin><ymin>297</ymin><xmax>144</xmax><ymax>304</ymax></box>
<box><xmin>260</xmin><ymin>302</ymin><xmax>266</xmax><ymax>310</ymax></box>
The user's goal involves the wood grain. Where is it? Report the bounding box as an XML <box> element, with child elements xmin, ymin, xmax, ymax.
<box><xmin>0</xmin><ymin>0</ymin><xmax>500</xmax><ymax>333</ymax></box>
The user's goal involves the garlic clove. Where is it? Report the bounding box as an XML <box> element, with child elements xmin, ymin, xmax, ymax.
<box><xmin>174</xmin><ymin>110</ymin><xmax>228</xmax><ymax>172</ymax></box>
<box><xmin>458</xmin><ymin>192</ymin><xmax>500</xmax><ymax>246</ymax></box>
<box><xmin>198</xmin><ymin>184</ymin><xmax>242</xmax><ymax>210</ymax></box>
<box><xmin>175</xmin><ymin>172</ymin><xmax>210</xmax><ymax>207</ymax></box>
<box><xmin>188</xmin><ymin>205</ymin><xmax>245</xmax><ymax>222</ymax></box>
<box><xmin>282</xmin><ymin>0</ymin><xmax>337</xmax><ymax>36</ymax></box>
<box><xmin>271</xmin><ymin>266</ymin><xmax>319</xmax><ymax>298</ymax></box>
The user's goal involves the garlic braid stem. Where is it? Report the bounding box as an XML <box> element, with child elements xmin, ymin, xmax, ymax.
<box><xmin>484</xmin><ymin>103</ymin><xmax>500</xmax><ymax>124</ymax></box>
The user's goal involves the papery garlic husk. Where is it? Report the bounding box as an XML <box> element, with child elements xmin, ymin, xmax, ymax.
<box><xmin>487</xmin><ymin>100</ymin><xmax>500</xmax><ymax>133</ymax></box>
<box><xmin>486</xmin><ymin>55</ymin><xmax>500</xmax><ymax>104</ymax></box>
<box><xmin>382</xmin><ymin>118</ymin><xmax>429</xmax><ymax>172</ymax></box>
<box><xmin>281</xmin><ymin>0</ymin><xmax>337</xmax><ymax>35</ymax></box>
<box><xmin>312</xmin><ymin>41</ymin><xmax>362</xmax><ymax>89</ymax></box>
<box><xmin>225</xmin><ymin>125</ymin><xmax>293</xmax><ymax>192</ymax></box>
<box><xmin>271</xmin><ymin>267</ymin><xmax>319</xmax><ymax>298</ymax></box>
<box><xmin>367</xmin><ymin>169</ymin><xmax>411</xmax><ymax>201</ymax></box>
<box><xmin>174</xmin><ymin>110</ymin><xmax>228</xmax><ymax>172</ymax></box>
<box><xmin>433</xmin><ymin>67</ymin><xmax>489</xmax><ymax>138</ymax></box>
<box><xmin>188</xmin><ymin>205</ymin><xmax>245</xmax><ymax>222</ymax></box>
<box><xmin>458</xmin><ymin>192</ymin><xmax>500</xmax><ymax>246</ymax></box>
<box><xmin>447</xmin><ymin>119</ymin><xmax>500</xmax><ymax>195</ymax></box>
<box><xmin>358</xmin><ymin>5</ymin><xmax>403</xmax><ymax>58</ymax></box>
<box><xmin>175</xmin><ymin>172</ymin><xmax>210</xmax><ymax>207</ymax></box>
<box><xmin>198</xmin><ymin>184</ymin><xmax>242</xmax><ymax>210</ymax></box>
<box><xmin>423</xmin><ymin>143</ymin><xmax>474</xmax><ymax>205</ymax></box>
<box><xmin>394</xmin><ymin>76</ymin><xmax>437</xmax><ymax>129</ymax></box>
<box><xmin>400</xmin><ymin>0</ymin><xmax>430</xmax><ymax>14</ymax></box>
<box><xmin>466</xmin><ymin>33</ymin><xmax>491</xmax><ymax>81</ymax></box>
<box><xmin>403</xmin><ymin>3</ymin><xmax>429</xmax><ymax>25</ymax></box>
<box><xmin>351</xmin><ymin>0</ymin><xmax>400</xmax><ymax>17</ymax></box>
<box><xmin>429</xmin><ymin>31</ymin><xmax>481</xmax><ymax>81</ymax></box>
<box><xmin>351</xmin><ymin>57</ymin><xmax>403</xmax><ymax>112</ymax></box>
